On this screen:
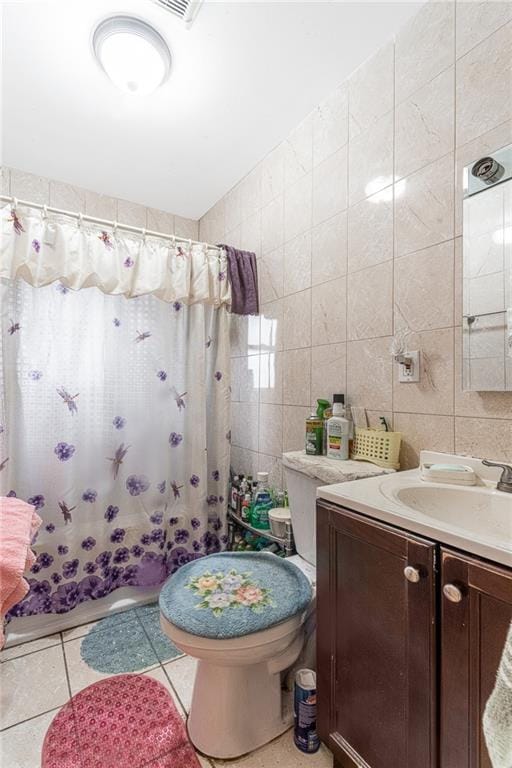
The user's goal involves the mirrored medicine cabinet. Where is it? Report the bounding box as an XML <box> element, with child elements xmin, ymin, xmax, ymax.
<box><xmin>462</xmin><ymin>143</ymin><xmax>512</xmax><ymax>391</ymax></box>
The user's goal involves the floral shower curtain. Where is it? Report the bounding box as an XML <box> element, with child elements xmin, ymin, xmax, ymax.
<box><xmin>0</xmin><ymin>204</ymin><xmax>231</xmax><ymax>619</ymax></box>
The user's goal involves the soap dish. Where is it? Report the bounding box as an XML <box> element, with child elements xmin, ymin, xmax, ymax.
<box><xmin>420</xmin><ymin>463</ymin><xmax>477</xmax><ymax>486</ymax></box>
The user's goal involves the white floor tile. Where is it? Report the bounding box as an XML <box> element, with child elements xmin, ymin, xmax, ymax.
<box><xmin>61</xmin><ymin>621</ymin><xmax>99</xmax><ymax>642</ymax></box>
<box><xmin>0</xmin><ymin>645</ymin><xmax>69</xmax><ymax>730</ymax></box>
<box><xmin>143</xmin><ymin>666</ymin><xmax>187</xmax><ymax>719</ymax></box>
<box><xmin>0</xmin><ymin>709</ymin><xmax>56</xmax><ymax>768</ymax></box>
<box><xmin>143</xmin><ymin>667</ymin><xmax>214</xmax><ymax>766</ymax></box>
<box><xmin>213</xmin><ymin>729</ymin><xmax>332</xmax><ymax>767</ymax></box>
<box><xmin>0</xmin><ymin>633</ymin><xmax>61</xmax><ymax>662</ymax></box>
<box><xmin>163</xmin><ymin>655</ymin><xmax>198</xmax><ymax>713</ymax></box>
<box><xmin>63</xmin><ymin>636</ymin><xmax>159</xmax><ymax>695</ymax></box>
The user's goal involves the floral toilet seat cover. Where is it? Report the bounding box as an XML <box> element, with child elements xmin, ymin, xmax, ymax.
<box><xmin>159</xmin><ymin>552</ymin><xmax>312</xmax><ymax>639</ymax></box>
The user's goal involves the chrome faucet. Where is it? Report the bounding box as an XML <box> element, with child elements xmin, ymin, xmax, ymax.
<box><xmin>482</xmin><ymin>460</ymin><xmax>512</xmax><ymax>494</ymax></box>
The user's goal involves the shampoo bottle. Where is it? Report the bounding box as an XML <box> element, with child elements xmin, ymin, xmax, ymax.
<box><xmin>326</xmin><ymin>394</ymin><xmax>350</xmax><ymax>460</ymax></box>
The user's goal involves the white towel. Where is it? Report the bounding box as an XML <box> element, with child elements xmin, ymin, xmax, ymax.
<box><xmin>483</xmin><ymin>621</ymin><xmax>512</xmax><ymax>768</ymax></box>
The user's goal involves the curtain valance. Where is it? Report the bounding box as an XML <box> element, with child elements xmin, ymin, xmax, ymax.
<box><xmin>1</xmin><ymin>203</ymin><xmax>231</xmax><ymax>306</ymax></box>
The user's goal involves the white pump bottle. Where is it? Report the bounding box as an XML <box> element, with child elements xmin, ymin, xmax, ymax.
<box><xmin>326</xmin><ymin>394</ymin><xmax>350</xmax><ymax>460</ymax></box>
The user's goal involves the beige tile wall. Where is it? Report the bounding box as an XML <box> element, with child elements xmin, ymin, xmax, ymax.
<box><xmin>1</xmin><ymin>167</ymin><xmax>198</xmax><ymax>241</ymax></box>
<box><xmin>200</xmin><ymin>0</ymin><xmax>512</xmax><ymax>483</ymax></box>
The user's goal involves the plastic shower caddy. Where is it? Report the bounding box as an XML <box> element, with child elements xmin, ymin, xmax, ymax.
<box><xmin>351</xmin><ymin>427</ymin><xmax>402</xmax><ymax>470</ymax></box>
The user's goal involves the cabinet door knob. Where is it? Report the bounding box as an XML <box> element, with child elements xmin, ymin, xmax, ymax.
<box><xmin>443</xmin><ymin>583</ymin><xmax>463</xmax><ymax>603</ymax></box>
<box><xmin>404</xmin><ymin>566</ymin><xmax>421</xmax><ymax>583</ymax></box>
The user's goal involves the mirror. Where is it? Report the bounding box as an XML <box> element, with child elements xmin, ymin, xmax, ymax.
<box><xmin>462</xmin><ymin>144</ymin><xmax>512</xmax><ymax>391</ymax></box>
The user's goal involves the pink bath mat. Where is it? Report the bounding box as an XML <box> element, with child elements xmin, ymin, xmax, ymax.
<box><xmin>42</xmin><ymin>674</ymin><xmax>201</xmax><ymax>768</ymax></box>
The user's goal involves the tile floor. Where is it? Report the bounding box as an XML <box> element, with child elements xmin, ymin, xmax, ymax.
<box><xmin>0</xmin><ymin>605</ymin><xmax>332</xmax><ymax>768</ymax></box>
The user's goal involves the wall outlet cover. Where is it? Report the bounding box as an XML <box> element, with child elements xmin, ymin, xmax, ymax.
<box><xmin>398</xmin><ymin>350</ymin><xmax>420</xmax><ymax>383</ymax></box>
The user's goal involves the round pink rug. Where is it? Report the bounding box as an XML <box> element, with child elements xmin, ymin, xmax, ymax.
<box><xmin>42</xmin><ymin>674</ymin><xmax>201</xmax><ymax>768</ymax></box>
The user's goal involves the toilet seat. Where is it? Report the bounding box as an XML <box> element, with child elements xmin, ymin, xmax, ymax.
<box><xmin>159</xmin><ymin>551</ymin><xmax>312</xmax><ymax>640</ymax></box>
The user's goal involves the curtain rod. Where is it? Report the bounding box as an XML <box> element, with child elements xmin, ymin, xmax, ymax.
<box><xmin>0</xmin><ymin>194</ymin><xmax>220</xmax><ymax>251</ymax></box>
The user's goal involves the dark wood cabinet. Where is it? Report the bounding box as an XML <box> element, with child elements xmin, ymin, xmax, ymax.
<box><xmin>440</xmin><ymin>549</ymin><xmax>512</xmax><ymax>768</ymax></box>
<box><xmin>317</xmin><ymin>500</ymin><xmax>437</xmax><ymax>768</ymax></box>
<box><xmin>317</xmin><ymin>500</ymin><xmax>512</xmax><ymax>768</ymax></box>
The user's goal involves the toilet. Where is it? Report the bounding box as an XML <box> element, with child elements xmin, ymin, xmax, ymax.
<box><xmin>159</xmin><ymin>462</ymin><xmax>319</xmax><ymax>760</ymax></box>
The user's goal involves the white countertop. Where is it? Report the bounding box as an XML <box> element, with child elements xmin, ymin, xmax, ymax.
<box><xmin>317</xmin><ymin>452</ymin><xmax>512</xmax><ymax>567</ymax></box>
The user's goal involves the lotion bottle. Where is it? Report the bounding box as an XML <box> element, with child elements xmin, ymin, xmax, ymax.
<box><xmin>326</xmin><ymin>394</ymin><xmax>350</xmax><ymax>460</ymax></box>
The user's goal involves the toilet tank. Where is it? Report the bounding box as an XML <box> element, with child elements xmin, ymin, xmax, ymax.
<box><xmin>282</xmin><ymin>450</ymin><xmax>394</xmax><ymax>567</ymax></box>
<box><xmin>283</xmin><ymin>465</ymin><xmax>323</xmax><ymax>566</ymax></box>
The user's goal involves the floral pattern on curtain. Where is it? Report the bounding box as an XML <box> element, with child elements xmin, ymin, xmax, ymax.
<box><xmin>0</xmin><ymin>275</ymin><xmax>231</xmax><ymax>620</ymax></box>
<box><xmin>0</xmin><ymin>202</ymin><xmax>231</xmax><ymax>305</ymax></box>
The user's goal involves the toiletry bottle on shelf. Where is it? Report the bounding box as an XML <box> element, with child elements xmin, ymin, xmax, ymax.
<box><xmin>241</xmin><ymin>493</ymin><xmax>252</xmax><ymax>522</ymax></box>
<box><xmin>305</xmin><ymin>399</ymin><xmax>331</xmax><ymax>455</ymax></box>
<box><xmin>305</xmin><ymin>413</ymin><xmax>322</xmax><ymax>455</ymax></box>
<box><xmin>321</xmin><ymin>401</ymin><xmax>332</xmax><ymax>455</ymax></box>
<box><xmin>230</xmin><ymin>475</ymin><xmax>239</xmax><ymax>511</ymax></box>
<box><xmin>346</xmin><ymin>404</ymin><xmax>355</xmax><ymax>456</ymax></box>
<box><xmin>326</xmin><ymin>394</ymin><xmax>350</xmax><ymax>460</ymax></box>
<box><xmin>250</xmin><ymin>472</ymin><xmax>273</xmax><ymax>529</ymax></box>
<box><xmin>317</xmin><ymin>399</ymin><xmax>330</xmax><ymax>455</ymax></box>
<box><xmin>236</xmin><ymin>476</ymin><xmax>247</xmax><ymax>517</ymax></box>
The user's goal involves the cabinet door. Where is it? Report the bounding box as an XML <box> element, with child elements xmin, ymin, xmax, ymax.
<box><xmin>440</xmin><ymin>548</ymin><xmax>512</xmax><ymax>768</ymax></box>
<box><xmin>317</xmin><ymin>501</ymin><xmax>437</xmax><ymax>768</ymax></box>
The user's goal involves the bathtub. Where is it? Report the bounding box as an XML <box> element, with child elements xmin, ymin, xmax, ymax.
<box><xmin>3</xmin><ymin>585</ymin><xmax>160</xmax><ymax>648</ymax></box>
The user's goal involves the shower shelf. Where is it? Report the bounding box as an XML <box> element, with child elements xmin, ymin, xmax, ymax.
<box><xmin>227</xmin><ymin>509</ymin><xmax>295</xmax><ymax>557</ymax></box>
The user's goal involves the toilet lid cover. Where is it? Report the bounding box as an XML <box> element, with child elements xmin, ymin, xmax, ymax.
<box><xmin>159</xmin><ymin>552</ymin><xmax>312</xmax><ymax>639</ymax></box>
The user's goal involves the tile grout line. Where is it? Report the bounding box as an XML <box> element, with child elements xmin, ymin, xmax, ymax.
<box><xmin>309</xmin><ymin>102</ymin><xmax>315</xmax><ymax>435</ymax></box>
<box><xmin>0</xmin><ymin>704</ymin><xmax>62</xmax><ymax>734</ymax></box>
<box><xmin>345</xmin><ymin>72</ymin><xmax>350</xmax><ymax>402</ymax></box>
<box><xmin>453</xmin><ymin>0</ymin><xmax>458</xmax><ymax>454</ymax></box>
<box><xmin>0</xmin><ymin>638</ymin><xmax>62</xmax><ymax>664</ymax></box>
<box><xmin>455</xmin><ymin>15</ymin><xmax>512</xmax><ymax>64</ymax></box>
<box><xmin>133</xmin><ymin>606</ymin><xmax>193</xmax><ymax>720</ymax></box>
<box><xmin>159</xmin><ymin>660</ymin><xmax>190</xmax><ymax>719</ymax></box>
<box><xmin>136</xmin><ymin>606</ymin><xmax>186</xmax><ymax>671</ymax></box>
<box><xmin>256</xmin><ymin>233</ymin><xmax>461</xmax><ymax>308</ymax></box>
<box><xmin>391</xmin><ymin>36</ymin><xmax>396</xmax><ymax>427</ymax></box>
<box><xmin>59</xmin><ymin>631</ymin><xmax>94</xmax><ymax>767</ymax></box>
<box><xmin>60</xmin><ymin>632</ymin><xmax>73</xmax><ymax>701</ymax></box>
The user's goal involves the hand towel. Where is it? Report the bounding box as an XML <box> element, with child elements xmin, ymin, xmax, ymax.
<box><xmin>483</xmin><ymin>620</ymin><xmax>512</xmax><ymax>768</ymax></box>
<box><xmin>0</xmin><ymin>497</ymin><xmax>41</xmax><ymax>647</ymax></box>
<box><xmin>218</xmin><ymin>245</ymin><xmax>259</xmax><ymax>315</ymax></box>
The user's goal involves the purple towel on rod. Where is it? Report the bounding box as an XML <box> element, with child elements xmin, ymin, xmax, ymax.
<box><xmin>218</xmin><ymin>245</ymin><xmax>259</xmax><ymax>316</ymax></box>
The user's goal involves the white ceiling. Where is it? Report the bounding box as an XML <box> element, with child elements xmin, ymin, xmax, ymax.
<box><xmin>1</xmin><ymin>0</ymin><xmax>422</xmax><ymax>219</ymax></box>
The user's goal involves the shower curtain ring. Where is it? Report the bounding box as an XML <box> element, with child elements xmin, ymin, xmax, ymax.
<box><xmin>142</xmin><ymin>228</ymin><xmax>146</xmax><ymax>241</ymax></box>
<box><xmin>42</xmin><ymin>204</ymin><xmax>48</xmax><ymax>221</ymax></box>
<box><xmin>77</xmin><ymin>212</ymin><xmax>83</xmax><ymax>228</ymax></box>
<box><xmin>12</xmin><ymin>197</ymin><xmax>18</xmax><ymax>210</ymax></box>
<box><xmin>113</xmin><ymin>221</ymin><xmax>118</xmax><ymax>235</ymax></box>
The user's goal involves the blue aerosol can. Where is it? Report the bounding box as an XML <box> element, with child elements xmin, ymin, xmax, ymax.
<box><xmin>294</xmin><ymin>668</ymin><xmax>320</xmax><ymax>753</ymax></box>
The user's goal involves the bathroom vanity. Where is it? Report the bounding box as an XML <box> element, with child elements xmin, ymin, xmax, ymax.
<box><xmin>316</xmin><ymin>452</ymin><xmax>512</xmax><ymax>768</ymax></box>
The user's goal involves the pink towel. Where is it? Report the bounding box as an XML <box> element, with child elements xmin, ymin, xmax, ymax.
<box><xmin>0</xmin><ymin>497</ymin><xmax>41</xmax><ymax>647</ymax></box>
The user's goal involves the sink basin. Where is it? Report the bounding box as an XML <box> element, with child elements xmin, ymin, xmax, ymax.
<box><xmin>392</xmin><ymin>485</ymin><xmax>511</xmax><ymax>542</ymax></box>
<box><xmin>317</xmin><ymin>451</ymin><xmax>512</xmax><ymax>566</ymax></box>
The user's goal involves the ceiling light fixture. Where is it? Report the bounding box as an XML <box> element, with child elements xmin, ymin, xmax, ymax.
<box><xmin>93</xmin><ymin>15</ymin><xmax>171</xmax><ymax>96</ymax></box>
